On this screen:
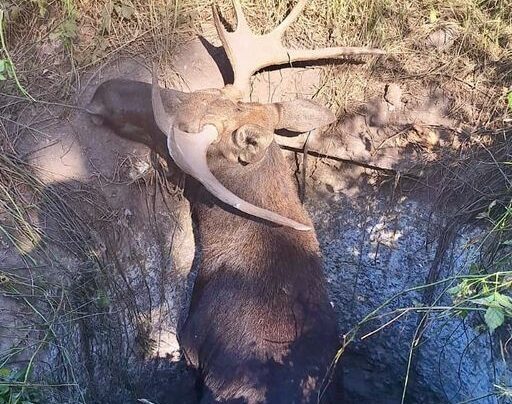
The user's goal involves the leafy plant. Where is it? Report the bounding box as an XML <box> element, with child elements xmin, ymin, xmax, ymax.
<box><xmin>449</xmin><ymin>198</ymin><xmax>512</xmax><ymax>333</ymax></box>
<box><xmin>449</xmin><ymin>275</ymin><xmax>512</xmax><ymax>332</ymax></box>
<box><xmin>100</xmin><ymin>0</ymin><xmax>136</xmax><ymax>34</ymax></box>
<box><xmin>0</xmin><ymin>367</ymin><xmax>39</xmax><ymax>404</ymax></box>
<box><xmin>475</xmin><ymin>291</ymin><xmax>512</xmax><ymax>332</ymax></box>
<box><xmin>30</xmin><ymin>0</ymin><xmax>48</xmax><ymax>17</ymax></box>
<box><xmin>0</xmin><ymin>59</ymin><xmax>13</xmax><ymax>81</ymax></box>
<box><xmin>49</xmin><ymin>18</ymin><xmax>77</xmax><ymax>48</ymax></box>
<box><xmin>48</xmin><ymin>0</ymin><xmax>77</xmax><ymax>49</ymax></box>
<box><xmin>114</xmin><ymin>0</ymin><xmax>136</xmax><ymax>20</ymax></box>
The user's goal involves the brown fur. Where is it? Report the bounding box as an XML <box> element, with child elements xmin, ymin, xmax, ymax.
<box><xmin>184</xmin><ymin>143</ymin><xmax>341</xmax><ymax>403</ymax></box>
<box><xmin>87</xmin><ymin>79</ymin><xmax>342</xmax><ymax>403</ymax></box>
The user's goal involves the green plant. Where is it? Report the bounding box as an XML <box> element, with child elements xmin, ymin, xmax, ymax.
<box><xmin>0</xmin><ymin>10</ymin><xmax>34</xmax><ymax>100</ymax></box>
<box><xmin>30</xmin><ymin>0</ymin><xmax>48</xmax><ymax>17</ymax></box>
<box><xmin>0</xmin><ymin>58</ymin><xmax>12</xmax><ymax>81</ymax></box>
<box><xmin>453</xmin><ymin>198</ymin><xmax>512</xmax><ymax>332</ymax></box>
<box><xmin>0</xmin><ymin>367</ymin><xmax>39</xmax><ymax>404</ymax></box>
<box><xmin>48</xmin><ymin>0</ymin><xmax>77</xmax><ymax>49</ymax></box>
<box><xmin>448</xmin><ymin>273</ymin><xmax>512</xmax><ymax>332</ymax></box>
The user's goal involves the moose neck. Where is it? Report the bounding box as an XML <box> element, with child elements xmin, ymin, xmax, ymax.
<box><xmin>191</xmin><ymin>142</ymin><xmax>321</xmax><ymax>273</ymax></box>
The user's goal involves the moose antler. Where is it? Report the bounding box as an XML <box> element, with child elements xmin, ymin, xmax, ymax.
<box><xmin>213</xmin><ymin>0</ymin><xmax>385</xmax><ymax>96</ymax></box>
<box><xmin>149</xmin><ymin>1</ymin><xmax>385</xmax><ymax>231</ymax></box>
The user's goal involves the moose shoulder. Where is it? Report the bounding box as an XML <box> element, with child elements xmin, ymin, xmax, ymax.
<box><xmin>88</xmin><ymin>0</ymin><xmax>384</xmax><ymax>402</ymax></box>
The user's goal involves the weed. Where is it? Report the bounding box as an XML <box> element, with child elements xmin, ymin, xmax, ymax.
<box><xmin>56</xmin><ymin>0</ymin><xmax>77</xmax><ymax>49</ymax></box>
<box><xmin>0</xmin><ymin>10</ymin><xmax>33</xmax><ymax>100</ymax></box>
<box><xmin>30</xmin><ymin>0</ymin><xmax>47</xmax><ymax>17</ymax></box>
<box><xmin>446</xmin><ymin>198</ymin><xmax>512</xmax><ymax>333</ymax></box>
<box><xmin>0</xmin><ymin>59</ymin><xmax>12</xmax><ymax>81</ymax></box>
<box><xmin>448</xmin><ymin>273</ymin><xmax>512</xmax><ymax>332</ymax></box>
<box><xmin>0</xmin><ymin>367</ymin><xmax>40</xmax><ymax>404</ymax></box>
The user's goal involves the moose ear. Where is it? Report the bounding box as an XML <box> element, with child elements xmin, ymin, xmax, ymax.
<box><xmin>273</xmin><ymin>99</ymin><xmax>336</xmax><ymax>133</ymax></box>
<box><xmin>232</xmin><ymin>124</ymin><xmax>274</xmax><ymax>164</ymax></box>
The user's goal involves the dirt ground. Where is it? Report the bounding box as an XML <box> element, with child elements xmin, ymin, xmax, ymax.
<box><xmin>1</xmin><ymin>2</ymin><xmax>511</xmax><ymax>403</ymax></box>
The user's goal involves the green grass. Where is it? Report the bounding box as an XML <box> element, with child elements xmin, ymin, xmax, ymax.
<box><xmin>0</xmin><ymin>10</ymin><xmax>33</xmax><ymax>100</ymax></box>
<box><xmin>0</xmin><ymin>366</ymin><xmax>40</xmax><ymax>404</ymax></box>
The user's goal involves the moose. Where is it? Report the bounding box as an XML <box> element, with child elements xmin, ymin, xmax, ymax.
<box><xmin>87</xmin><ymin>0</ymin><xmax>384</xmax><ymax>402</ymax></box>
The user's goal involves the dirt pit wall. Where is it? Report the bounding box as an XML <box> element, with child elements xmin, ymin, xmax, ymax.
<box><xmin>0</xmin><ymin>38</ymin><xmax>509</xmax><ymax>404</ymax></box>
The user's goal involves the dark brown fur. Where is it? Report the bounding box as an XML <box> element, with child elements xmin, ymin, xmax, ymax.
<box><xmin>87</xmin><ymin>80</ymin><xmax>342</xmax><ymax>403</ymax></box>
<box><xmin>184</xmin><ymin>143</ymin><xmax>341</xmax><ymax>403</ymax></box>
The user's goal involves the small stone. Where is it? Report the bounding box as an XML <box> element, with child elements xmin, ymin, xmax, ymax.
<box><xmin>384</xmin><ymin>83</ymin><xmax>402</xmax><ymax>110</ymax></box>
<box><xmin>425</xmin><ymin>25</ymin><xmax>459</xmax><ymax>50</ymax></box>
<box><xmin>425</xmin><ymin>130</ymin><xmax>439</xmax><ymax>147</ymax></box>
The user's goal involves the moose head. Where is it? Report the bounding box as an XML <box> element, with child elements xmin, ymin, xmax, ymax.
<box><xmin>150</xmin><ymin>0</ymin><xmax>384</xmax><ymax>230</ymax></box>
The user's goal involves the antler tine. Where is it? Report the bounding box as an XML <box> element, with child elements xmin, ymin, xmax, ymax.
<box><xmin>287</xmin><ymin>46</ymin><xmax>386</xmax><ymax>61</ymax></box>
<box><xmin>231</xmin><ymin>0</ymin><xmax>250</xmax><ymax>32</ymax></box>
<box><xmin>212</xmin><ymin>1</ymin><xmax>257</xmax><ymax>97</ymax></box>
<box><xmin>212</xmin><ymin>4</ymin><xmax>230</xmax><ymax>44</ymax></box>
<box><xmin>212</xmin><ymin>0</ymin><xmax>386</xmax><ymax>99</ymax></box>
<box><xmin>272</xmin><ymin>0</ymin><xmax>308</xmax><ymax>38</ymax></box>
<box><xmin>212</xmin><ymin>1</ymin><xmax>250</xmax><ymax>36</ymax></box>
<box><xmin>212</xmin><ymin>3</ymin><xmax>239</xmax><ymax>81</ymax></box>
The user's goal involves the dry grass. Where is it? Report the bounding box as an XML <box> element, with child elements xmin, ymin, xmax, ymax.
<box><xmin>0</xmin><ymin>142</ymin><xmax>99</xmax><ymax>403</ymax></box>
<box><xmin>0</xmin><ymin>0</ymin><xmax>511</xmax><ymax>402</ymax></box>
<box><xmin>0</xmin><ymin>127</ymin><xmax>182</xmax><ymax>403</ymax></box>
<box><xmin>0</xmin><ymin>0</ymin><xmax>510</xmax><ymax>119</ymax></box>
